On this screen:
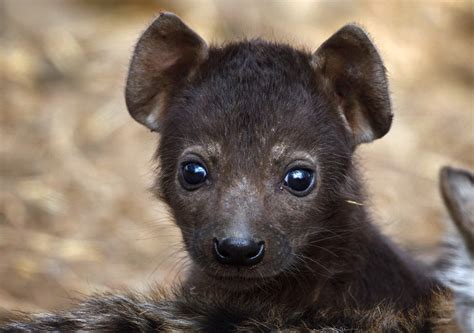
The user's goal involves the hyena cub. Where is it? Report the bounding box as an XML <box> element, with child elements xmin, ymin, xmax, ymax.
<box><xmin>435</xmin><ymin>167</ymin><xmax>474</xmax><ymax>333</ymax></box>
<box><xmin>2</xmin><ymin>12</ymin><xmax>459</xmax><ymax>332</ymax></box>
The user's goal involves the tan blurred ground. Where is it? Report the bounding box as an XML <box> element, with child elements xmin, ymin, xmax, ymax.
<box><xmin>0</xmin><ymin>0</ymin><xmax>473</xmax><ymax>314</ymax></box>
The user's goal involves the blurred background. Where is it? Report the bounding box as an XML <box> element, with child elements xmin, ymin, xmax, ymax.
<box><xmin>1</xmin><ymin>0</ymin><xmax>472</xmax><ymax>314</ymax></box>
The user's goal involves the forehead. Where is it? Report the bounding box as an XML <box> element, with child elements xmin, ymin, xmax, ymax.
<box><xmin>198</xmin><ymin>41</ymin><xmax>318</xmax><ymax>115</ymax></box>
<box><xmin>163</xmin><ymin>40</ymin><xmax>337</xmax><ymax>156</ymax></box>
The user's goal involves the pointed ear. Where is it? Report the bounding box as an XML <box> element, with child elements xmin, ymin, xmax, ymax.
<box><xmin>440</xmin><ymin>166</ymin><xmax>474</xmax><ymax>253</ymax></box>
<box><xmin>312</xmin><ymin>24</ymin><xmax>392</xmax><ymax>144</ymax></box>
<box><xmin>125</xmin><ymin>12</ymin><xmax>208</xmax><ymax>131</ymax></box>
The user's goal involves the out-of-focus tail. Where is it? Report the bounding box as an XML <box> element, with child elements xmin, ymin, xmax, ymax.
<box><xmin>436</xmin><ymin>166</ymin><xmax>474</xmax><ymax>333</ymax></box>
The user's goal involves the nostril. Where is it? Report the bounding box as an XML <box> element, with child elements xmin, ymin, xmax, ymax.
<box><xmin>246</xmin><ymin>241</ymin><xmax>265</xmax><ymax>259</ymax></box>
<box><xmin>213</xmin><ymin>238</ymin><xmax>229</xmax><ymax>260</ymax></box>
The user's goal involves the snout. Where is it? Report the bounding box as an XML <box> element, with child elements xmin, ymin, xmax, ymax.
<box><xmin>188</xmin><ymin>223</ymin><xmax>291</xmax><ymax>279</ymax></box>
<box><xmin>213</xmin><ymin>237</ymin><xmax>265</xmax><ymax>266</ymax></box>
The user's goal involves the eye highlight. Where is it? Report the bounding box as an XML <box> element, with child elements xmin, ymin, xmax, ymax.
<box><xmin>180</xmin><ymin>162</ymin><xmax>208</xmax><ymax>189</ymax></box>
<box><xmin>283</xmin><ymin>168</ymin><xmax>315</xmax><ymax>196</ymax></box>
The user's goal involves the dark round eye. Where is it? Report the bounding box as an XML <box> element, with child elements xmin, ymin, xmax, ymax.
<box><xmin>283</xmin><ymin>168</ymin><xmax>314</xmax><ymax>195</ymax></box>
<box><xmin>181</xmin><ymin>162</ymin><xmax>208</xmax><ymax>188</ymax></box>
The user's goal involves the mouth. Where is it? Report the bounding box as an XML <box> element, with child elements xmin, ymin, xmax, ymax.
<box><xmin>207</xmin><ymin>269</ymin><xmax>264</xmax><ymax>280</ymax></box>
<box><xmin>200</xmin><ymin>261</ymin><xmax>283</xmax><ymax>285</ymax></box>
<box><xmin>203</xmin><ymin>269</ymin><xmax>272</xmax><ymax>290</ymax></box>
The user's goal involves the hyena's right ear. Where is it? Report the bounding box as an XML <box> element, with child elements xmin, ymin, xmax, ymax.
<box><xmin>125</xmin><ymin>12</ymin><xmax>208</xmax><ymax>131</ymax></box>
<box><xmin>440</xmin><ymin>166</ymin><xmax>474</xmax><ymax>254</ymax></box>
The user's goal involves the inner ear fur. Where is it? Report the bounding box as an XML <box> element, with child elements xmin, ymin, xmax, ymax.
<box><xmin>312</xmin><ymin>24</ymin><xmax>392</xmax><ymax>144</ymax></box>
<box><xmin>125</xmin><ymin>12</ymin><xmax>208</xmax><ymax>131</ymax></box>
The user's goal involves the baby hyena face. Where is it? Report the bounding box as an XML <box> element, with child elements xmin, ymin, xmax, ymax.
<box><xmin>125</xmin><ymin>13</ymin><xmax>392</xmax><ymax>287</ymax></box>
<box><xmin>157</xmin><ymin>42</ymin><xmax>353</xmax><ymax>283</ymax></box>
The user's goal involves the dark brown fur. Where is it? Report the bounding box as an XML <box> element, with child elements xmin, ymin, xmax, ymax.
<box><xmin>1</xmin><ymin>13</ymin><xmax>459</xmax><ymax>332</ymax></box>
<box><xmin>0</xmin><ymin>287</ymin><xmax>457</xmax><ymax>332</ymax></box>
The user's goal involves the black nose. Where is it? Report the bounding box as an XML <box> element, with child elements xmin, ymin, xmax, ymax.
<box><xmin>213</xmin><ymin>238</ymin><xmax>265</xmax><ymax>266</ymax></box>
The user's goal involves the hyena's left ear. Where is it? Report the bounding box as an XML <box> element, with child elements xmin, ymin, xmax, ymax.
<box><xmin>125</xmin><ymin>12</ymin><xmax>208</xmax><ymax>131</ymax></box>
<box><xmin>312</xmin><ymin>24</ymin><xmax>392</xmax><ymax>144</ymax></box>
